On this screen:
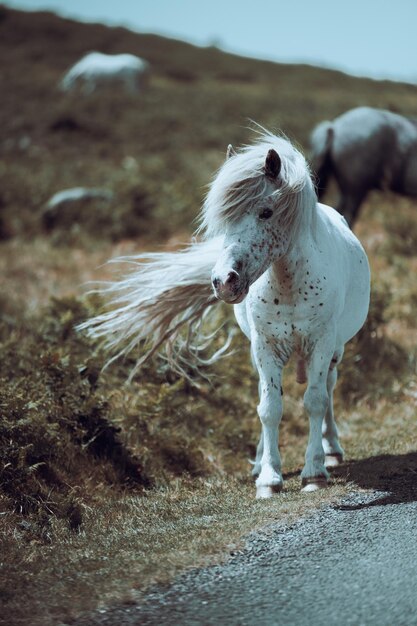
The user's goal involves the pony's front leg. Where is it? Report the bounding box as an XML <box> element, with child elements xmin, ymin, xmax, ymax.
<box><xmin>252</xmin><ymin>338</ymin><xmax>285</xmax><ymax>499</ymax></box>
<box><xmin>301</xmin><ymin>341</ymin><xmax>334</xmax><ymax>491</ymax></box>
<box><xmin>251</xmin><ymin>379</ymin><xmax>264</xmax><ymax>477</ymax></box>
<box><xmin>251</xmin><ymin>430</ymin><xmax>263</xmax><ymax>478</ymax></box>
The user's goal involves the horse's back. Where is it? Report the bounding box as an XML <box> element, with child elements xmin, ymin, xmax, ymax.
<box><xmin>316</xmin><ymin>203</ymin><xmax>370</xmax><ymax>342</ymax></box>
<box><xmin>331</xmin><ymin>107</ymin><xmax>417</xmax><ymax>188</ymax></box>
<box><xmin>332</xmin><ymin>108</ymin><xmax>391</xmax><ymax>177</ymax></box>
<box><xmin>334</xmin><ymin>107</ymin><xmax>416</xmax><ymax>147</ymax></box>
<box><xmin>61</xmin><ymin>52</ymin><xmax>149</xmax><ymax>93</ymax></box>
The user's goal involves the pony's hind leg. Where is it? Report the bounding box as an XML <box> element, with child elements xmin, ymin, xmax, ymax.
<box><xmin>252</xmin><ymin>336</ymin><xmax>285</xmax><ymax>499</ymax></box>
<box><xmin>323</xmin><ymin>354</ymin><xmax>344</xmax><ymax>468</ymax></box>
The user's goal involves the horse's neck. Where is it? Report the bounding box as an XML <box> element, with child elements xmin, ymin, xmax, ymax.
<box><xmin>270</xmin><ymin>229</ymin><xmax>315</xmax><ymax>297</ymax></box>
<box><xmin>268</xmin><ymin>187</ymin><xmax>317</xmax><ymax>295</ymax></box>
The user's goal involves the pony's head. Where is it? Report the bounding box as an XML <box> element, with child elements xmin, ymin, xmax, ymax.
<box><xmin>200</xmin><ymin>133</ymin><xmax>316</xmax><ymax>304</ymax></box>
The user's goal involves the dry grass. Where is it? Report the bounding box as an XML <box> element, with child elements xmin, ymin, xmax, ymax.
<box><xmin>2</xmin><ymin>480</ymin><xmax>350</xmax><ymax>625</ymax></box>
<box><xmin>0</xmin><ymin>7</ymin><xmax>417</xmax><ymax>626</ymax></box>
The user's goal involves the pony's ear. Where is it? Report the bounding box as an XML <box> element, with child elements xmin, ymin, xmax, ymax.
<box><xmin>226</xmin><ymin>144</ymin><xmax>237</xmax><ymax>159</ymax></box>
<box><xmin>264</xmin><ymin>149</ymin><xmax>281</xmax><ymax>179</ymax></box>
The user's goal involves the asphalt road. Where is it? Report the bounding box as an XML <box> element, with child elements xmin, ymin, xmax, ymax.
<box><xmin>77</xmin><ymin>455</ymin><xmax>417</xmax><ymax>626</ymax></box>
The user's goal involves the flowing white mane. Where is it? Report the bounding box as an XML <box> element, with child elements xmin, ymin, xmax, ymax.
<box><xmin>199</xmin><ymin>132</ymin><xmax>317</xmax><ymax>245</ymax></box>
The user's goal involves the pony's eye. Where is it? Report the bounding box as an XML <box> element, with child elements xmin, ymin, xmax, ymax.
<box><xmin>259</xmin><ymin>208</ymin><xmax>273</xmax><ymax>220</ymax></box>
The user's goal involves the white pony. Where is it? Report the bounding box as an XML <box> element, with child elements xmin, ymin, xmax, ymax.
<box><xmin>80</xmin><ymin>132</ymin><xmax>370</xmax><ymax>498</ymax></box>
<box><xmin>60</xmin><ymin>52</ymin><xmax>149</xmax><ymax>95</ymax></box>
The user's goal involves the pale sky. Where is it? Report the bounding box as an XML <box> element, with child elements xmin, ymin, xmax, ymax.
<box><xmin>4</xmin><ymin>0</ymin><xmax>417</xmax><ymax>83</ymax></box>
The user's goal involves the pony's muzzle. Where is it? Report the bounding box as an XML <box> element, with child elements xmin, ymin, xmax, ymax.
<box><xmin>211</xmin><ymin>269</ymin><xmax>248</xmax><ymax>304</ymax></box>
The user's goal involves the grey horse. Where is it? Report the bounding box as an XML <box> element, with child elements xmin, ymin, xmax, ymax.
<box><xmin>309</xmin><ymin>106</ymin><xmax>417</xmax><ymax>226</ymax></box>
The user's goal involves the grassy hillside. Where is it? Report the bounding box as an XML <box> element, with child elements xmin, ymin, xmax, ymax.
<box><xmin>0</xmin><ymin>7</ymin><xmax>416</xmax><ymax>625</ymax></box>
<box><xmin>2</xmin><ymin>5</ymin><xmax>417</xmax><ymax>243</ymax></box>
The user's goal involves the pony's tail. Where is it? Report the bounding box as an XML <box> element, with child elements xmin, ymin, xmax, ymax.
<box><xmin>309</xmin><ymin>121</ymin><xmax>334</xmax><ymax>200</ymax></box>
<box><xmin>77</xmin><ymin>237</ymin><xmax>230</xmax><ymax>382</ymax></box>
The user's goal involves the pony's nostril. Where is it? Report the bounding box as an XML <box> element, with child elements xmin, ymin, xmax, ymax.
<box><xmin>212</xmin><ymin>277</ymin><xmax>220</xmax><ymax>290</ymax></box>
<box><xmin>225</xmin><ymin>271</ymin><xmax>238</xmax><ymax>286</ymax></box>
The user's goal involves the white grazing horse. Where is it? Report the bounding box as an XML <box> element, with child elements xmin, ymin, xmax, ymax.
<box><xmin>80</xmin><ymin>132</ymin><xmax>370</xmax><ymax>498</ymax></box>
<box><xmin>60</xmin><ymin>52</ymin><xmax>149</xmax><ymax>95</ymax></box>
<box><xmin>310</xmin><ymin>106</ymin><xmax>417</xmax><ymax>226</ymax></box>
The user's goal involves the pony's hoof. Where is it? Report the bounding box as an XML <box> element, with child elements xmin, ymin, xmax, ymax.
<box><xmin>301</xmin><ymin>476</ymin><xmax>328</xmax><ymax>492</ymax></box>
<box><xmin>256</xmin><ymin>483</ymin><xmax>283</xmax><ymax>499</ymax></box>
<box><xmin>325</xmin><ymin>453</ymin><xmax>343</xmax><ymax>468</ymax></box>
